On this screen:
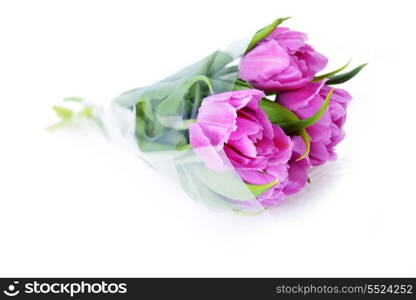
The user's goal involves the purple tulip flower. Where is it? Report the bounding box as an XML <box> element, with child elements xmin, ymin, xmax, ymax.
<box><xmin>189</xmin><ymin>89</ymin><xmax>292</xmax><ymax>186</ymax></box>
<box><xmin>239</xmin><ymin>27</ymin><xmax>327</xmax><ymax>92</ymax></box>
<box><xmin>279</xmin><ymin>81</ymin><xmax>352</xmax><ymax>166</ymax></box>
<box><xmin>258</xmin><ymin>136</ymin><xmax>310</xmax><ymax>206</ymax></box>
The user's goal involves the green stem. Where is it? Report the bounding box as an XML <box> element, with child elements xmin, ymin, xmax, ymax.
<box><xmin>191</xmin><ymin>83</ymin><xmax>203</xmax><ymax>119</ymax></box>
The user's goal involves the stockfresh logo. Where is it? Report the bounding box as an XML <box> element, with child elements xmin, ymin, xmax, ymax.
<box><xmin>2</xmin><ymin>280</ymin><xmax>127</xmax><ymax>297</ymax></box>
<box><xmin>3</xmin><ymin>281</ymin><xmax>20</xmax><ymax>297</ymax></box>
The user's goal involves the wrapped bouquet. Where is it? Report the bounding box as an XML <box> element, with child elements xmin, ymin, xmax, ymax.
<box><xmin>51</xmin><ymin>18</ymin><xmax>366</xmax><ymax>214</ymax></box>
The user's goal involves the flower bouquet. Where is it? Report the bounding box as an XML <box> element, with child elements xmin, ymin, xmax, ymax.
<box><xmin>51</xmin><ymin>18</ymin><xmax>366</xmax><ymax>213</ymax></box>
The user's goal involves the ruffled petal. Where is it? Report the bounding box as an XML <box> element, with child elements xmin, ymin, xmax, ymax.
<box><xmin>270</xmin><ymin>27</ymin><xmax>307</xmax><ymax>53</ymax></box>
<box><xmin>278</xmin><ymin>80</ymin><xmax>326</xmax><ymax>111</ymax></box>
<box><xmin>240</xmin><ymin>40</ymin><xmax>290</xmax><ymax>82</ymax></box>
<box><xmin>189</xmin><ymin>123</ymin><xmax>229</xmax><ymax>171</ymax></box>
<box><xmin>237</xmin><ymin>169</ymin><xmax>277</xmax><ymax>185</ymax></box>
<box><xmin>227</xmin><ymin>136</ymin><xmax>257</xmax><ymax>158</ymax></box>
<box><xmin>197</xmin><ymin>101</ymin><xmax>236</xmax><ymax>146</ymax></box>
<box><xmin>297</xmin><ymin>45</ymin><xmax>328</xmax><ymax>74</ymax></box>
<box><xmin>309</xmin><ymin>141</ymin><xmax>331</xmax><ymax>166</ymax></box>
<box><xmin>229</xmin><ymin>115</ymin><xmax>262</xmax><ymax>140</ymax></box>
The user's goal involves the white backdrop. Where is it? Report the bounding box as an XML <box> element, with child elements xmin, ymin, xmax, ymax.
<box><xmin>0</xmin><ymin>0</ymin><xmax>415</xmax><ymax>276</ymax></box>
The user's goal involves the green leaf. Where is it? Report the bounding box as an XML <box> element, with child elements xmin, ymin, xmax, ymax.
<box><xmin>63</xmin><ymin>97</ymin><xmax>83</xmax><ymax>102</ymax></box>
<box><xmin>246</xmin><ymin>180</ymin><xmax>278</xmax><ymax>197</ymax></box>
<box><xmin>279</xmin><ymin>88</ymin><xmax>334</xmax><ymax>133</ymax></box>
<box><xmin>190</xmin><ymin>83</ymin><xmax>203</xmax><ymax>119</ymax></box>
<box><xmin>178</xmin><ymin>153</ymin><xmax>278</xmax><ymax>198</ymax></box>
<box><xmin>210</xmin><ymin>78</ymin><xmax>251</xmax><ymax>92</ymax></box>
<box><xmin>326</xmin><ymin>63</ymin><xmax>368</xmax><ymax>85</ymax></box>
<box><xmin>176</xmin><ymin>166</ymin><xmax>244</xmax><ymax>211</ymax></box>
<box><xmin>313</xmin><ymin>60</ymin><xmax>351</xmax><ymax>82</ymax></box>
<box><xmin>52</xmin><ymin>105</ymin><xmax>73</xmax><ymax>120</ymax></box>
<box><xmin>260</xmin><ymin>99</ymin><xmax>311</xmax><ymax>160</ymax></box>
<box><xmin>260</xmin><ymin>98</ymin><xmax>299</xmax><ymax>124</ymax></box>
<box><xmin>138</xmin><ymin>140</ymin><xmax>180</xmax><ymax>152</ymax></box>
<box><xmin>156</xmin><ymin>75</ymin><xmax>213</xmax><ymax>129</ymax></box>
<box><xmin>135</xmin><ymin>116</ymin><xmax>188</xmax><ymax>152</ymax></box>
<box><xmin>212</xmin><ymin>65</ymin><xmax>239</xmax><ymax>78</ymax></box>
<box><xmin>205</xmin><ymin>51</ymin><xmax>234</xmax><ymax>76</ymax></box>
<box><xmin>245</xmin><ymin>17</ymin><xmax>290</xmax><ymax>53</ymax></box>
<box><xmin>79</xmin><ymin>106</ymin><xmax>93</xmax><ymax>118</ymax></box>
<box><xmin>191</xmin><ymin>163</ymin><xmax>278</xmax><ymax>201</ymax></box>
<box><xmin>235</xmin><ymin>79</ymin><xmax>253</xmax><ymax>88</ymax></box>
<box><xmin>297</xmin><ymin>129</ymin><xmax>311</xmax><ymax>161</ymax></box>
<box><xmin>191</xmin><ymin>164</ymin><xmax>255</xmax><ymax>201</ymax></box>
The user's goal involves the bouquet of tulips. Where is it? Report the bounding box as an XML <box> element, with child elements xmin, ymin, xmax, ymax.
<box><xmin>52</xmin><ymin>18</ymin><xmax>366</xmax><ymax>213</ymax></box>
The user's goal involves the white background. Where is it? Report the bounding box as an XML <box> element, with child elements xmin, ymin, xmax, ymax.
<box><xmin>0</xmin><ymin>0</ymin><xmax>415</xmax><ymax>277</ymax></box>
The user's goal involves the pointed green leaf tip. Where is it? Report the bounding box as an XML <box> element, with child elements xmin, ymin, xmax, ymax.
<box><xmin>246</xmin><ymin>180</ymin><xmax>278</xmax><ymax>197</ymax></box>
<box><xmin>52</xmin><ymin>105</ymin><xmax>73</xmax><ymax>120</ymax></box>
<box><xmin>313</xmin><ymin>60</ymin><xmax>351</xmax><ymax>82</ymax></box>
<box><xmin>296</xmin><ymin>130</ymin><xmax>311</xmax><ymax>161</ymax></box>
<box><xmin>326</xmin><ymin>63</ymin><xmax>368</xmax><ymax>85</ymax></box>
<box><xmin>280</xmin><ymin>88</ymin><xmax>335</xmax><ymax>133</ymax></box>
<box><xmin>245</xmin><ymin>17</ymin><xmax>290</xmax><ymax>53</ymax></box>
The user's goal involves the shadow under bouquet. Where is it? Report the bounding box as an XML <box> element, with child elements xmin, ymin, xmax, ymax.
<box><xmin>52</xmin><ymin>18</ymin><xmax>366</xmax><ymax>214</ymax></box>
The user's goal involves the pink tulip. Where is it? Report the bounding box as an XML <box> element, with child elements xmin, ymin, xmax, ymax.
<box><xmin>240</xmin><ymin>27</ymin><xmax>327</xmax><ymax>92</ymax></box>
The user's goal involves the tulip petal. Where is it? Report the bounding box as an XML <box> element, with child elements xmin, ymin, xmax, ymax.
<box><xmin>227</xmin><ymin>136</ymin><xmax>257</xmax><ymax>158</ymax></box>
<box><xmin>278</xmin><ymin>80</ymin><xmax>326</xmax><ymax>111</ymax></box>
<box><xmin>188</xmin><ymin>123</ymin><xmax>229</xmax><ymax>171</ymax></box>
<box><xmin>197</xmin><ymin>101</ymin><xmax>236</xmax><ymax>146</ymax></box>
<box><xmin>237</xmin><ymin>169</ymin><xmax>277</xmax><ymax>185</ymax></box>
<box><xmin>240</xmin><ymin>40</ymin><xmax>290</xmax><ymax>82</ymax></box>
